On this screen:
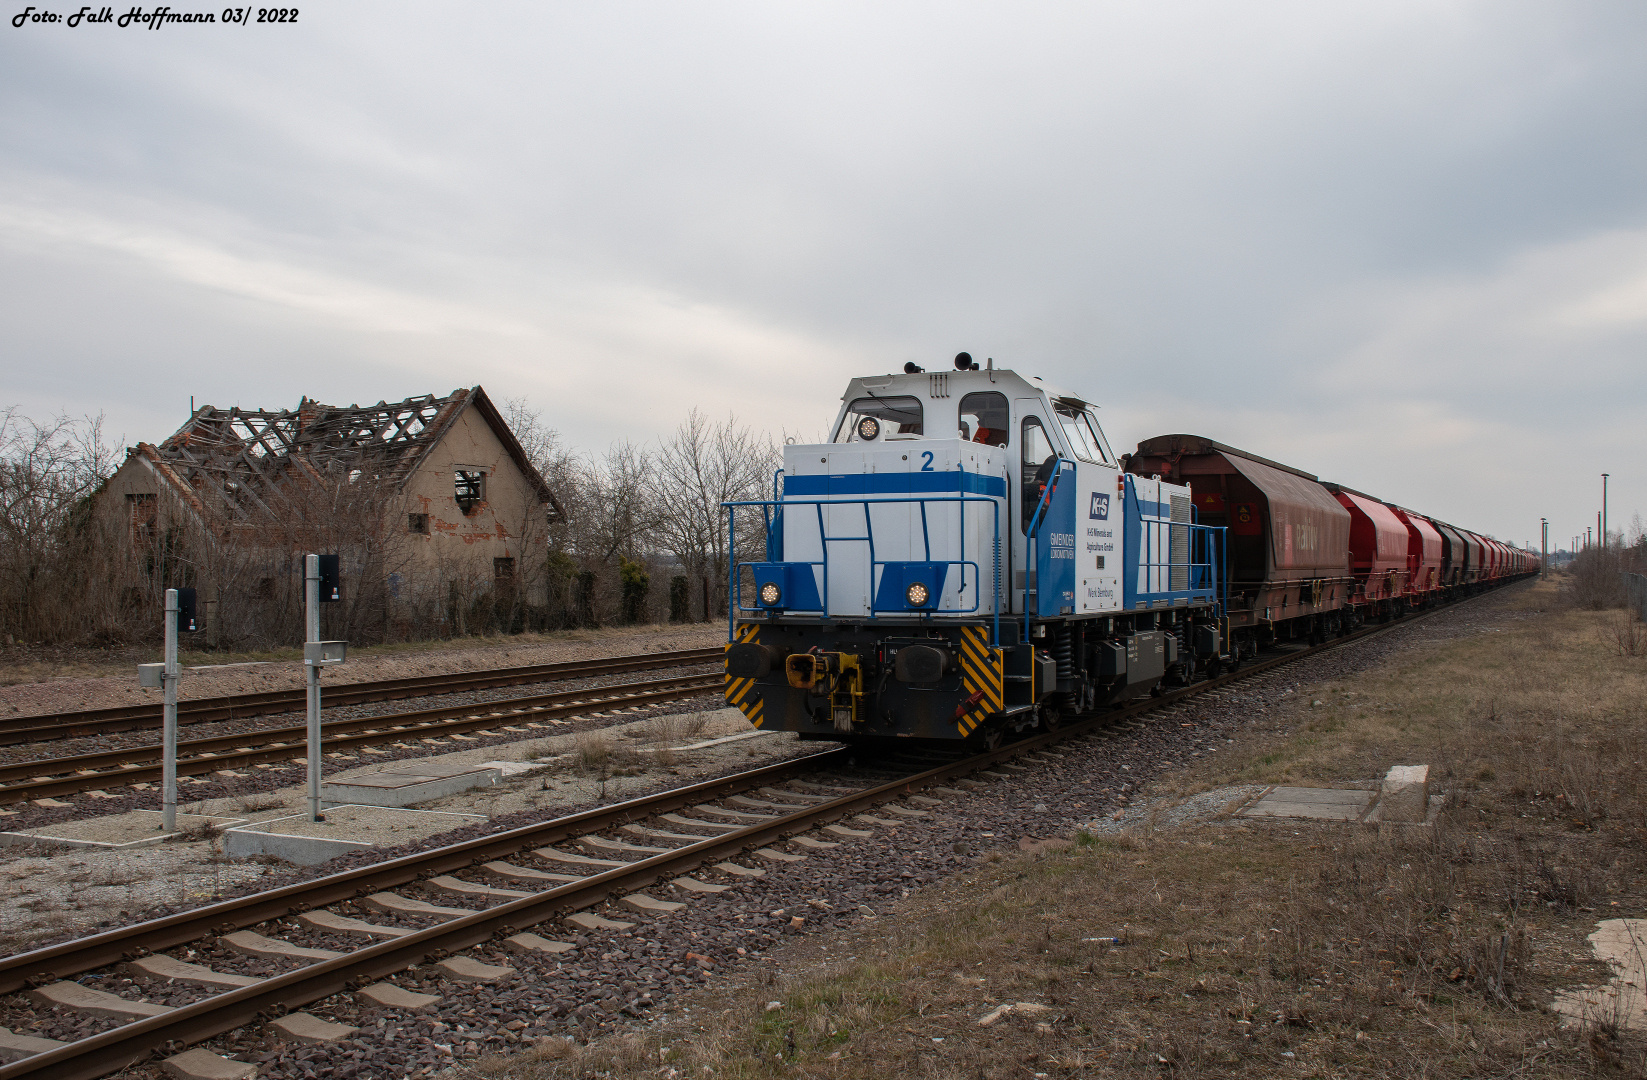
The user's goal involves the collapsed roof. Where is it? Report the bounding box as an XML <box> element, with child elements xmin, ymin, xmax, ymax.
<box><xmin>129</xmin><ymin>386</ymin><xmax>559</xmax><ymax>526</ymax></box>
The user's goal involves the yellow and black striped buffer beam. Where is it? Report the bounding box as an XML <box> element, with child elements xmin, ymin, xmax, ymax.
<box><xmin>724</xmin><ymin>623</ymin><xmax>765</xmax><ymax>728</ymax></box>
<box><xmin>956</xmin><ymin>625</ymin><xmax>1004</xmax><ymax>737</ymax></box>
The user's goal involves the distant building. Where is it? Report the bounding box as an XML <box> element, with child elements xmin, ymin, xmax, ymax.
<box><xmin>97</xmin><ymin>386</ymin><xmax>561</xmax><ymax>640</ymax></box>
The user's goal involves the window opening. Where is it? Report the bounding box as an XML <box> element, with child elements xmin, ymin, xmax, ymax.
<box><xmin>455</xmin><ymin>470</ymin><xmax>484</xmax><ymax>514</ymax></box>
<box><xmin>408</xmin><ymin>513</ymin><xmax>430</xmax><ymax>535</ymax></box>
<box><xmin>1020</xmin><ymin>416</ymin><xmax>1056</xmax><ymax>533</ymax></box>
<box><xmin>834</xmin><ymin>395</ymin><xmax>923</xmax><ymax>442</ymax></box>
<box><xmin>958</xmin><ymin>391</ymin><xmax>1009</xmax><ymax>447</ymax></box>
<box><xmin>127</xmin><ymin>493</ymin><xmax>157</xmax><ymax>549</ymax></box>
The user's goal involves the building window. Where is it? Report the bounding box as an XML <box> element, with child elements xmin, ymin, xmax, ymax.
<box><xmin>408</xmin><ymin>513</ymin><xmax>430</xmax><ymax>534</ymax></box>
<box><xmin>455</xmin><ymin>470</ymin><xmax>484</xmax><ymax>514</ymax></box>
<box><xmin>127</xmin><ymin>493</ymin><xmax>157</xmax><ymax>548</ymax></box>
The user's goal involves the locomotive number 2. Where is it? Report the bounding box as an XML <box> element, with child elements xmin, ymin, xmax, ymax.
<box><xmin>919</xmin><ymin>451</ymin><xmax>934</xmax><ymax>472</ymax></box>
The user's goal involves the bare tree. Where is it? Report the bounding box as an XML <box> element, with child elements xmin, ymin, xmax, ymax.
<box><xmin>0</xmin><ymin>407</ymin><xmax>119</xmax><ymax>642</ymax></box>
<box><xmin>651</xmin><ymin>409</ymin><xmax>778</xmax><ymax>620</ymax></box>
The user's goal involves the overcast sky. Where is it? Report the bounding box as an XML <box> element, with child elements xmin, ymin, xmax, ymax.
<box><xmin>3</xmin><ymin>1</ymin><xmax>1644</xmax><ymax>548</ymax></box>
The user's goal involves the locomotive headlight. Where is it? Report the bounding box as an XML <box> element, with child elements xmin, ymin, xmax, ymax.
<box><xmin>906</xmin><ymin>581</ymin><xmax>929</xmax><ymax>607</ymax></box>
<box><xmin>760</xmin><ymin>582</ymin><xmax>781</xmax><ymax>606</ymax></box>
<box><xmin>857</xmin><ymin>416</ymin><xmax>880</xmax><ymax>441</ymax></box>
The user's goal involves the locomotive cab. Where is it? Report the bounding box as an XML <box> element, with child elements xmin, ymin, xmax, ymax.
<box><xmin>723</xmin><ymin>354</ymin><xmax>1226</xmax><ymax>746</ymax></box>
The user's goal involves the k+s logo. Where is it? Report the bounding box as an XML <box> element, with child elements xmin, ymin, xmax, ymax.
<box><xmin>1089</xmin><ymin>492</ymin><xmax>1110</xmax><ymax>520</ymax></box>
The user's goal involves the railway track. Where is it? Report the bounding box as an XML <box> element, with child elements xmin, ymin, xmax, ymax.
<box><xmin>0</xmin><ymin>590</ymin><xmax>1508</xmax><ymax>1080</ymax></box>
<box><xmin>0</xmin><ymin>647</ymin><xmax>725</xmax><ymax>746</ymax></box>
<box><xmin>0</xmin><ymin>672</ymin><xmax>724</xmax><ymax>806</ymax></box>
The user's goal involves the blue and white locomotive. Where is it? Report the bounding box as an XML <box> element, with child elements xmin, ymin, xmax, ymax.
<box><xmin>722</xmin><ymin>353</ymin><xmax>1228</xmax><ymax>746</ymax></box>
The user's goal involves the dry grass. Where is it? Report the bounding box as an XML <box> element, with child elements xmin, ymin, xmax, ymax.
<box><xmin>478</xmin><ymin>581</ymin><xmax>1647</xmax><ymax>1078</ymax></box>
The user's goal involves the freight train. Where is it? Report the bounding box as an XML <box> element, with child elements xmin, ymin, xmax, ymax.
<box><xmin>721</xmin><ymin>354</ymin><xmax>1535</xmax><ymax>747</ymax></box>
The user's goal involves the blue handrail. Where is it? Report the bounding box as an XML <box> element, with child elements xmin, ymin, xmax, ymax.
<box><xmin>1022</xmin><ymin>456</ymin><xmax>1072</xmax><ymax>642</ymax></box>
<box><xmin>724</xmin><ymin>492</ymin><xmax>1005</xmax><ymax>647</ymax></box>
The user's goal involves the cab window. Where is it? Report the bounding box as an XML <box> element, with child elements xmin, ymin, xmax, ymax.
<box><xmin>1020</xmin><ymin>416</ymin><xmax>1056</xmax><ymax>532</ymax></box>
<box><xmin>958</xmin><ymin>391</ymin><xmax>1008</xmax><ymax>447</ymax></box>
<box><xmin>1054</xmin><ymin>402</ymin><xmax>1109</xmax><ymax>464</ymax></box>
<box><xmin>834</xmin><ymin>395</ymin><xmax>923</xmax><ymax>442</ymax></box>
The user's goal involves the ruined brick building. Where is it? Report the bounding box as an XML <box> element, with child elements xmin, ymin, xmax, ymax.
<box><xmin>96</xmin><ymin>386</ymin><xmax>562</xmax><ymax>642</ymax></box>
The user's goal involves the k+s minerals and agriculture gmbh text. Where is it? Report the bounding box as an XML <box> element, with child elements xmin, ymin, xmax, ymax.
<box><xmin>11</xmin><ymin>5</ymin><xmax>297</xmax><ymax>27</ymax></box>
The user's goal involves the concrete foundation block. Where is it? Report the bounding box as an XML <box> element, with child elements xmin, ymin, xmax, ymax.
<box><xmin>320</xmin><ymin>765</ymin><xmax>500</xmax><ymax>808</ymax></box>
<box><xmin>268</xmin><ymin>1012</ymin><xmax>357</xmax><ymax>1045</ymax></box>
<box><xmin>160</xmin><ymin>1048</ymin><xmax>258</xmax><ymax>1080</ymax></box>
<box><xmin>1379</xmin><ymin>765</ymin><xmax>1431</xmax><ymax>823</ymax></box>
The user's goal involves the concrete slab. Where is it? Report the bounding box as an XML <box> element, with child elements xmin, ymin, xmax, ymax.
<box><xmin>320</xmin><ymin>764</ymin><xmax>500</xmax><ymax>808</ymax></box>
<box><xmin>1238</xmin><ymin>786</ymin><xmax>1374</xmax><ymax>822</ymax></box>
<box><xmin>1379</xmin><ymin>764</ymin><xmax>1431</xmax><ymax>823</ymax></box>
<box><xmin>0</xmin><ymin>810</ymin><xmax>246</xmax><ymax>851</ymax></box>
<box><xmin>0</xmin><ymin>1026</ymin><xmax>66</xmax><ymax>1064</ymax></box>
<box><xmin>222</xmin><ymin>805</ymin><xmax>485</xmax><ymax>866</ymax></box>
<box><xmin>160</xmin><ymin>1048</ymin><xmax>258</xmax><ymax>1080</ymax></box>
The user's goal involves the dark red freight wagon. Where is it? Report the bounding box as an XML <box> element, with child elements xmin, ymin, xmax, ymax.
<box><xmin>1129</xmin><ymin>435</ymin><xmax>1351</xmax><ymax>655</ymax></box>
<box><xmin>1321</xmin><ymin>484</ymin><xmax>1411</xmax><ymax>615</ymax></box>
<box><xmin>1386</xmin><ymin>504</ymin><xmax>1443</xmax><ymax>598</ymax></box>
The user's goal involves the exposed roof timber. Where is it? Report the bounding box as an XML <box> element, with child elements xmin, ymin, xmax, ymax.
<box><xmin>132</xmin><ymin>386</ymin><xmax>562</xmax><ymax>527</ymax></box>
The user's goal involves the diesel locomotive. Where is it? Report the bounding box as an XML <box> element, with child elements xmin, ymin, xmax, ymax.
<box><xmin>721</xmin><ymin>354</ymin><xmax>1535</xmax><ymax>746</ymax></box>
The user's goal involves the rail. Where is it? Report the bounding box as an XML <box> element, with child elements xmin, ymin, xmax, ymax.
<box><xmin>0</xmin><ymin>647</ymin><xmax>724</xmax><ymax>744</ymax></box>
<box><xmin>0</xmin><ymin>575</ymin><xmax>1534</xmax><ymax>1080</ymax></box>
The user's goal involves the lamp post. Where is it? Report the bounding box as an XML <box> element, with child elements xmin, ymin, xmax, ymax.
<box><xmin>1540</xmin><ymin>518</ymin><xmax>1547</xmax><ymax>575</ymax></box>
<box><xmin>1602</xmin><ymin>473</ymin><xmax>1609</xmax><ymax>549</ymax></box>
